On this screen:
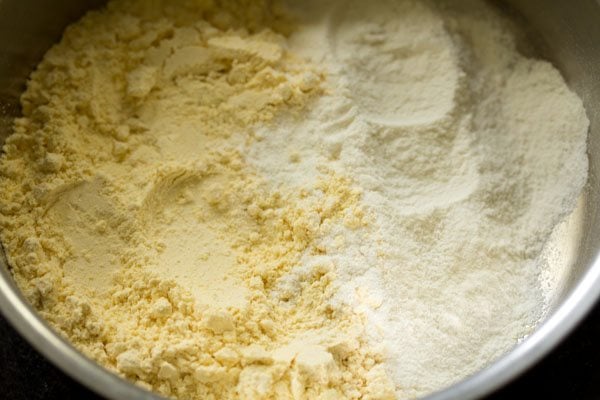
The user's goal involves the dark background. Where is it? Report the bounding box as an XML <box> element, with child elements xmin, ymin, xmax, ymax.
<box><xmin>1</xmin><ymin>302</ymin><xmax>599</xmax><ymax>400</ymax></box>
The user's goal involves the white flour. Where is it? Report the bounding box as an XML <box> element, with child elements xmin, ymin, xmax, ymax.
<box><xmin>248</xmin><ymin>0</ymin><xmax>589</xmax><ymax>396</ymax></box>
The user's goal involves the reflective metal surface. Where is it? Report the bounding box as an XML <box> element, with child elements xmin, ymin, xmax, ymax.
<box><xmin>0</xmin><ymin>1</ymin><xmax>599</xmax><ymax>399</ymax></box>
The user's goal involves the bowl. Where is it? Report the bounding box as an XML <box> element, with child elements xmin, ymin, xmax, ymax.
<box><xmin>0</xmin><ymin>1</ymin><xmax>599</xmax><ymax>399</ymax></box>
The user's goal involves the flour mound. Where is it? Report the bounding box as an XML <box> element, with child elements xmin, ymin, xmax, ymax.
<box><xmin>249</xmin><ymin>0</ymin><xmax>588</xmax><ymax>397</ymax></box>
<box><xmin>0</xmin><ymin>1</ymin><xmax>394</xmax><ymax>399</ymax></box>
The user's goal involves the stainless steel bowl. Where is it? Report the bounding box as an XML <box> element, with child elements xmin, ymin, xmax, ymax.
<box><xmin>1</xmin><ymin>1</ymin><xmax>599</xmax><ymax>399</ymax></box>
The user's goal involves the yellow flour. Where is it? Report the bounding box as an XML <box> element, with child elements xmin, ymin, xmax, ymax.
<box><xmin>0</xmin><ymin>0</ymin><xmax>394</xmax><ymax>399</ymax></box>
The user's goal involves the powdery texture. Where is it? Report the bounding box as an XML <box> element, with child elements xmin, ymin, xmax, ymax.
<box><xmin>0</xmin><ymin>0</ymin><xmax>590</xmax><ymax>399</ymax></box>
<box><xmin>248</xmin><ymin>0</ymin><xmax>588</xmax><ymax>397</ymax></box>
<box><xmin>0</xmin><ymin>1</ymin><xmax>395</xmax><ymax>399</ymax></box>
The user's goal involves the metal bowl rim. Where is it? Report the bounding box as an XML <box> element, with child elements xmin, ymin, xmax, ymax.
<box><xmin>1</xmin><ymin>0</ymin><xmax>600</xmax><ymax>396</ymax></box>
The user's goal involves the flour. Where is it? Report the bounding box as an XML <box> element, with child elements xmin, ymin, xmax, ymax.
<box><xmin>0</xmin><ymin>0</ymin><xmax>589</xmax><ymax>399</ymax></box>
<box><xmin>0</xmin><ymin>1</ymin><xmax>394</xmax><ymax>399</ymax></box>
<box><xmin>248</xmin><ymin>0</ymin><xmax>589</xmax><ymax>397</ymax></box>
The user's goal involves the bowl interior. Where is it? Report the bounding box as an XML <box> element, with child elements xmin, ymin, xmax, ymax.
<box><xmin>0</xmin><ymin>1</ymin><xmax>599</xmax><ymax>399</ymax></box>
